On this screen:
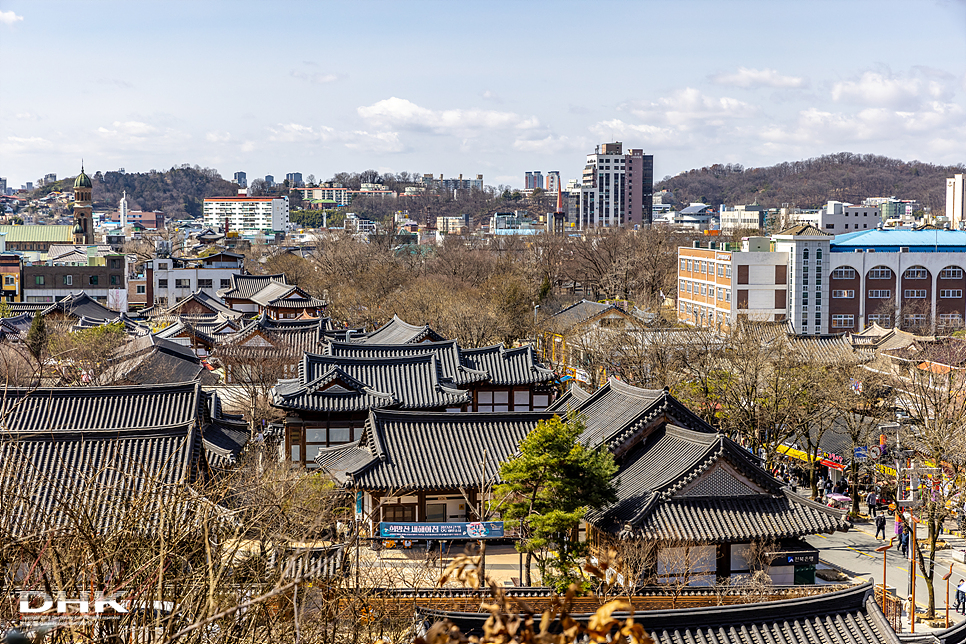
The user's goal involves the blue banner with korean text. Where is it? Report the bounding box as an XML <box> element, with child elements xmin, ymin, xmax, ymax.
<box><xmin>378</xmin><ymin>521</ymin><xmax>504</xmax><ymax>539</ymax></box>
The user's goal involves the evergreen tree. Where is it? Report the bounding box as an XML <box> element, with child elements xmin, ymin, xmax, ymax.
<box><xmin>493</xmin><ymin>413</ymin><xmax>618</xmax><ymax>591</ymax></box>
<box><xmin>24</xmin><ymin>314</ymin><xmax>47</xmax><ymax>362</ymax></box>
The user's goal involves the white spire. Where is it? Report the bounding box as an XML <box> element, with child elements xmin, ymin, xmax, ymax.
<box><xmin>119</xmin><ymin>190</ymin><xmax>128</xmax><ymax>228</ymax></box>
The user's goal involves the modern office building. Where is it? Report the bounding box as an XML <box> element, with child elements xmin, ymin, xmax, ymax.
<box><xmin>576</xmin><ymin>142</ymin><xmax>653</xmax><ymax>229</ymax></box>
<box><xmin>678</xmin><ymin>227</ymin><xmax>966</xmax><ymax>335</ymax></box>
<box><xmin>285</xmin><ymin>172</ymin><xmax>304</xmax><ymax>187</ymax></box>
<box><xmin>795</xmin><ymin>200</ymin><xmax>881</xmax><ymax>233</ymax></box>
<box><xmin>233</xmin><ymin>171</ymin><xmax>247</xmax><ymax>188</ymax></box>
<box><xmin>202</xmin><ymin>196</ymin><xmax>290</xmax><ymax>232</ymax></box>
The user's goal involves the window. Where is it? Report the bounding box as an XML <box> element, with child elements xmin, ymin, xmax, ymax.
<box><xmin>869</xmin><ymin>267</ymin><xmax>892</xmax><ymax>279</ymax></box>
<box><xmin>803</xmin><ymin>248</ymin><xmax>809</xmax><ymax>260</ymax></box>
<box><xmin>34</xmin><ymin>276</ymin><xmax>44</xmax><ymax>286</ymax></box>
<box><xmin>198</xmin><ymin>279</ymin><xmax>213</xmax><ymax>289</ymax></box>
<box><xmin>679</xmin><ymin>280</ymin><xmax>685</xmax><ymax>292</ymax></box>
<box><xmin>832</xmin><ymin>314</ymin><xmax>854</xmax><ymax>328</ymax></box>
<box><xmin>220</xmin><ymin>279</ymin><xmax>231</xmax><ymax>288</ymax></box>
<box><xmin>868</xmin><ymin>314</ymin><xmax>892</xmax><ymax>327</ymax></box>
<box><xmin>702</xmin><ymin>261</ymin><xmax>708</xmax><ymax>274</ymax></box>
<box><xmin>687</xmin><ymin>282</ymin><xmax>692</xmax><ymax>293</ymax></box>
<box><xmin>904</xmin><ymin>267</ymin><xmax>927</xmax><ymax>279</ymax></box>
<box><xmin>868</xmin><ymin>290</ymin><xmax>891</xmax><ymax>298</ymax></box>
<box><xmin>680</xmin><ymin>258</ymin><xmax>686</xmax><ymax>271</ymax></box>
<box><xmin>110</xmin><ymin>259</ymin><xmax>120</xmax><ymax>269</ymax></box>
<box><xmin>725</xmin><ymin>289</ymin><xmax>731</xmax><ymax>302</ymax></box>
<box><xmin>939</xmin><ymin>313</ymin><xmax>963</xmax><ymax>327</ymax></box>
<box><xmin>3</xmin><ymin>276</ymin><xmax>13</xmax><ymax>286</ymax></box>
<box><xmin>426</xmin><ymin>503</ymin><xmax>447</xmax><ymax>523</ymax></box>
<box><xmin>382</xmin><ymin>505</ymin><xmax>415</xmax><ymax>522</ymax></box>
<box><xmin>687</xmin><ymin>260</ymin><xmax>693</xmax><ymax>272</ymax></box>
<box><xmin>940</xmin><ymin>290</ymin><xmax>962</xmax><ymax>298</ymax></box>
<box><xmin>89</xmin><ymin>276</ymin><xmax>98</xmax><ymax>285</ymax></box>
<box><xmin>832</xmin><ymin>267</ymin><xmax>856</xmax><ymax>279</ymax></box>
<box><xmin>513</xmin><ymin>390</ymin><xmax>530</xmax><ymax>410</ymax></box>
<box><xmin>136</xmin><ymin>285</ymin><xmax>146</xmax><ymax>294</ymax></box>
<box><xmin>832</xmin><ymin>290</ymin><xmax>855</xmax><ymax>298</ymax></box>
<box><xmin>175</xmin><ymin>279</ymin><xmax>190</xmax><ymax>289</ymax></box>
<box><xmin>941</xmin><ymin>268</ymin><xmax>963</xmax><ymax>279</ymax></box>
<box><xmin>904</xmin><ymin>314</ymin><xmax>927</xmax><ymax>325</ymax></box>
<box><xmin>726</xmin><ymin>266</ymin><xmax>732</xmax><ymax>278</ymax></box>
<box><xmin>109</xmin><ymin>275</ymin><xmax>119</xmax><ymax>286</ymax></box>
<box><xmin>63</xmin><ymin>275</ymin><xmax>72</xmax><ymax>286</ymax></box>
<box><xmin>717</xmin><ymin>264</ymin><xmax>724</xmax><ymax>277</ymax></box>
<box><xmin>816</xmin><ymin>249</ymin><xmax>823</xmax><ymax>261</ymax></box>
<box><xmin>158</xmin><ymin>279</ymin><xmax>168</xmax><ymax>288</ymax></box>
<box><xmin>717</xmin><ymin>288</ymin><xmax>724</xmax><ymax>301</ymax></box>
<box><xmin>904</xmin><ymin>290</ymin><xmax>927</xmax><ymax>298</ymax></box>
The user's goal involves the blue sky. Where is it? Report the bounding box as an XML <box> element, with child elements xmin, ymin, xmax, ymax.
<box><xmin>1</xmin><ymin>0</ymin><xmax>964</xmax><ymax>190</ymax></box>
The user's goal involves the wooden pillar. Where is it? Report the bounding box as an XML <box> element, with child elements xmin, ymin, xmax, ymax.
<box><xmin>417</xmin><ymin>490</ymin><xmax>426</xmax><ymax>522</ymax></box>
<box><xmin>716</xmin><ymin>543</ymin><xmax>731</xmax><ymax>582</ymax></box>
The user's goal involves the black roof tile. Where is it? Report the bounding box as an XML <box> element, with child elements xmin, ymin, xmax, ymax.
<box><xmin>360</xmin><ymin>315</ymin><xmax>446</xmax><ymax>344</ymax></box>
<box><xmin>461</xmin><ymin>344</ymin><xmax>554</xmax><ymax>386</ymax></box>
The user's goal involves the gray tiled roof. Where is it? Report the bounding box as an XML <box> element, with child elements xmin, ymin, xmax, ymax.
<box><xmin>417</xmin><ymin>583</ymin><xmax>899</xmax><ymax>644</ymax></box>
<box><xmin>72</xmin><ymin>314</ymin><xmax>152</xmax><ymax>336</ymax></box>
<box><xmin>546</xmin><ymin>383</ymin><xmax>591</xmax><ymax>412</ymax></box>
<box><xmin>164</xmin><ymin>289</ymin><xmax>240</xmax><ymax>318</ymax></box>
<box><xmin>317</xmin><ymin>410</ymin><xmax>554</xmax><ymax>490</ymax></box>
<box><xmin>361</xmin><ymin>315</ymin><xmax>446</xmax><ymax>344</ymax></box>
<box><xmin>112</xmin><ymin>335</ymin><xmax>215</xmax><ymax>385</ymax></box>
<box><xmin>41</xmin><ymin>292</ymin><xmax>117</xmax><ymax>321</ymax></box>
<box><xmin>223</xmin><ymin>312</ymin><xmax>330</xmax><ymax>354</ymax></box>
<box><xmin>272</xmin><ymin>353</ymin><xmax>471</xmax><ymax>412</ymax></box>
<box><xmin>590</xmin><ymin>425</ymin><xmax>848</xmax><ymax>540</ymax></box>
<box><xmin>324</xmin><ymin>339</ymin><xmax>488</xmax><ymax>386</ymax></box>
<box><xmin>547</xmin><ymin>299</ymin><xmax>625</xmax><ymax>331</ymax></box>
<box><xmin>461</xmin><ymin>344</ymin><xmax>554</xmax><ymax>386</ymax></box>
<box><xmin>218</xmin><ymin>273</ymin><xmax>287</xmax><ymax>299</ymax></box>
<box><xmin>567</xmin><ymin>378</ymin><xmax>713</xmax><ymax>450</ymax></box>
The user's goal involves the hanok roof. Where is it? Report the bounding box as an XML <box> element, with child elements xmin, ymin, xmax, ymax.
<box><xmin>218</xmin><ymin>273</ymin><xmax>326</xmax><ymax>310</ymax></box>
<box><xmin>156</xmin><ymin>289</ymin><xmax>241</xmax><ymax>319</ymax></box>
<box><xmin>71</xmin><ymin>313</ymin><xmax>152</xmax><ymax>336</ymax></box>
<box><xmin>324</xmin><ymin>339</ymin><xmax>489</xmax><ymax>386</ymax></box>
<box><xmin>360</xmin><ymin>315</ymin><xmax>446</xmax><ymax>344</ymax></box>
<box><xmin>218</xmin><ymin>273</ymin><xmax>288</xmax><ymax>299</ymax></box>
<box><xmin>591</xmin><ymin>424</ymin><xmax>848</xmax><ymax>539</ymax></box>
<box><xmin>417</xmin><ymin>582</ymin><xmax>899</xmax><ymax>644</ymax></box>
<box><xmin>0</xmin><ymin>313</ymin><xmax>35</xmax><ymax>335</ymax></box>
<box><xmin>111</xmin><ymin>335</ymin><xmax>217</xmax><ymax>385</ymax></box>
<box><xmin>40</xmin><ymin>292</ymin><xmax>117</xmax><ymax>321</ymax></box>
<box><xmin>560</xmin><ymin>378</ymin><xmax>714</xmax><ymax>453</ymax></box>
<box><xmin>223</xmin><ymin>312</ymin><xmax>331</xmax><ymax>354</ymax></box>
<box><xmin>547</xmin><ymin>299</ymin><xmax>632</xmax><ymax>332</ymax></box>
<box><xmin>316</xmin><ymin>410</ymin><xmax>554</xmax><ymax>490</ymax></box>
<box><xmin>272</xmin><ymin>353</ymin><xmax>471</xmax><ymax>412</ymax></box>
<box><xmin>460</xmin><ymin>344</ymin><xmax>554</xmax><ymax>386</ymax></box>
<box><xmin>547</xmin><ymin>382</ymin><xmax>592</xmax><ymax>411</ymax></box>
<box><xmin>0</xmin><ymin>383</ymin><xmax>247</xmax><ymax>536</ymax></box>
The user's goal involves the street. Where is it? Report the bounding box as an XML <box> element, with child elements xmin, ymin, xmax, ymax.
<box><xmin>805</xmin><ymin>514</ymin><xmax>966</xmax><ymax>626</ymax></box>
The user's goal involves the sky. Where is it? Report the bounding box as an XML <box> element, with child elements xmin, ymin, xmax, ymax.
<box><xmin>1</xmin><ymin>0</ymin><xmax>965</xmax><ymax>191</ymax></box>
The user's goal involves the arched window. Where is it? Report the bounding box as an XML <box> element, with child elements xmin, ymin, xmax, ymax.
<box><xmin>816</xmin><ymin>249</ymin><xmax>823</xmax><ymax>260</ymax></box>
<box><xmin>803</xmin><ymin>248</ymin><xmax>810</xmax><ymax>260</ymax></box>
<box><xmin>868</xmin><ymin>266</ymin><xmax>892</xmax><ymax>280</ymax></box>
<box><xmin>904</xmin><ymin>266</ymin><xmax>928</xmax><ymax>280</ymax></box>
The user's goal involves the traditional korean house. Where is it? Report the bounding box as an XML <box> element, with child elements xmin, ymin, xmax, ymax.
<box><xmin>108</xmin><ymin>334</ymin><xmax>218</xmax><ymax>385</ymax></box>
<box><xmin>317</xmin><ymin>409</ymin><xmax>554</xmax><ymax>523</ymax></box>
<box><xmin>217</xmin><ymin>273</ymin><xmax>326</xmax><ymax>319</ymax></box>
<box><xmin>39</xmin><ymin>291</ymin><xmax>117</xmax><ymax>322</ymax></box>
<box><xmin>213</xmin><ymin>312</ymin><xmax>330</xmax><ymax>382</ymax></box>
<box><xmin>359</xmin><ymin>315</ymin><xmax>446</xmax><ymax>344</ymax></box>
<box><xmin>142</xmin><ymin>288</ymin><xmax>243</xmax><ymax>322</ymax></box>
<box><xmin>0</xmin><ymin>382</ymin><xmax>249</xmax><ymax>538</ymax></box>
<box><xmin>273</xmin><ymin>353</ymin><xmax>473</xmax><ymax>467</ymax></box>
<box><xmin>319</xmin><ymin>378</ymin><xmax>847</xmax><ymax>585</ymax></box>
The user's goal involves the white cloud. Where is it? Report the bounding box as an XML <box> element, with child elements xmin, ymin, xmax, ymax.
<box><xmin>0</xmin><ymin>10</ymin><xmax>23</xmax><ymax>25</ymax></box>
<box><xmin>626</xmin><ymin>88</ymin><xmax>758</xmax><ymax>126</ymax></box>
<box><xmin>95</xmin><ymin>120</ymin><xmax>190</xmax><ymax>151</ymax></box>
<box><xmin>266</xmin><ymin>122</ymin><xmax>404</xmax><ymax>153</ymax></box>
<box><xmin>589</xmin><ymin>119</ymin><xmax>683</xmax><ymax>148</ymax></box>
<box><xmin>357</xmin><ymin>97</ymin><xmax>539</xmax><ymax>135</ymax></box>
<box><xmin>712</xmin><ymin>67</ymin><xmax>806</xmax><ymax>89</ymax></box>
<box><xmin>15</xmin><ymin>112</ymin><xmax>39</xmax><ymax>121</ymax></box>
<box><xmin>205</xmin><ymin>131</ymin><xmax>232</xmax><ymax>143</ymax></box>
<box><xmin>513</xmin><ymin>134</ymin><xmax>582</xmax><ymax>155</ymax></box>
<box><xmin>831</xmin><ymin>68</ymin><xmax>956</xmax><ymax>109</ymax></box>
<box><xmin>2</xmin><ymin>136</ymin><xmax>54</xmax><ymax>155</ymax></box>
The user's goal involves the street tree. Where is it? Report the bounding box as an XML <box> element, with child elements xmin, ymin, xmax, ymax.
<box><xmin>492</xmin><ymin>413</ymin><xmax>618</xmax><ymax>590</ymax></box>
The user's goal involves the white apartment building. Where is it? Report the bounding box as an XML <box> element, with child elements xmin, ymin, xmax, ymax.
<box><xmin>719</xmin><ymin>204</ymin><xmax>766</xmax><ymax>232</ymax></box>
<box><xmin>577</xmin><ymin>142</ymin><xmax>653</xmax><ymax>229</ymax></box>
<box><xmin>797</xmin><ymin>200</ymin><xmax>881</xmax><ymax>233</ymax></box>
<box><xmin>203</xmin><ymin>196</ymin><xmax>289</xmax><ymax>232</ymax></box>
<box><xmin>149</xmin><ymin>253</ymin><xmax>245</xmax><ymax>309</ymax></box>
<box><xmin>947</xmin><ymin>174</ymin><xmax>965</xmax><ymax>229</ymax></box>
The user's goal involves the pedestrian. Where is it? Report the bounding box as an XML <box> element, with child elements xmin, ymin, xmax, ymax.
<box><xmin>825</xmin><ymin>478</ymin><xmax>833</xmax><ymax>497</ymax></box>
<box><xmin>875</xmin><ymin>514</ymin><xmax>887</xmax><ymax>539</ymax></box>
<box><xmin>957</xmin><ymin>579</ymin><xmax>966</xmax><ymax>614</ymax></box>
<box><xmin>900</xmin><ymin>526</ymin><xmax>910</xmax><ymax>557</ymax></box>
<box><xmin>867</xmin><ymin>489</ymin><xmax>878</xmax><ymax>517</ymax></box>
<box><xmin>906</xmin><ymin>595</ymin><xmax>915</xmax><ymax>621</ymax></box>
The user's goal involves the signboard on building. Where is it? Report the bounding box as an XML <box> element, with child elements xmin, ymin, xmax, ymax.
<box><xmin>378</xmin><ymin>521</ymin><xmax>504</xmax><ymax>540</ymax></box>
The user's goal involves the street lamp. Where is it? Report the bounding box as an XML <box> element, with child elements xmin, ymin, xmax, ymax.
<box><xmin>875</xmin><ymin>538</ymin><xmax>894</xmax><ymax>628</ymax></box>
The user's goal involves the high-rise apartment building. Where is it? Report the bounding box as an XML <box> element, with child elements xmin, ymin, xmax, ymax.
<box><xmin>545</xmin><ymin>171</ymin><xmax>561</xmax><ymax>193</ymax></box>
<box><xmin>577</xmin><ymin>142</ymin><xmax>653</xmax><ymax>229</ymax></box>
<box><xmin>203</xmin><ymin>196</ymin><xmax>290</xmax><ymax>232</ymax></box>
<box><xmin>285</xmin><ymin>173</ymin><xmax>304</xmax><ymax>187</ymax></box>
<box><xmin>947</xmin><ymin>173</ymin><xmax>965</xmax><ymax>229</ymax></box>
<box><xmin>524</xmin><ymin>171</ymin><xmax>544</xmax><ymax>190</ymax></box>
<box><xmin>264</xmin><ymin>175</ymin><xmax>275</xmax><ymax>187</ymax></box>
<box><xmin>233</xmin><ymin>171</ymin><xmax>247</xmax><ymax>188</ymax></box>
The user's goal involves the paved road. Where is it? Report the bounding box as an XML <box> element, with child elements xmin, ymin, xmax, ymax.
<box><xmin>805</xmin><ymin>514</ymin><xmax>966</xmax><ymax>623</ymax></box>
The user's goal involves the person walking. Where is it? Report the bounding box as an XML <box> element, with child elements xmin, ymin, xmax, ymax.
<box><xmin>875</xmin><ymin>514</ymin><xmax>887</xmax><ymax>539</ymax></box>
<box><xmin>867</xmin><ymin>489</ymin><xmax>878</xmax><ymax>517</ymax></box>
<box><xmin>956</xmin><ymin>579</ymin><xmax>966</xmax><ymax>615</ymax></box>
<box><xmin>825</xmin><ymin>478</ymin><xmax>833</xmax><ymax>498</ymax></box>
<box><xmin>900</xmin><ymin>526</ymin><xmax>910</xmax><ymax>557</ymax></box>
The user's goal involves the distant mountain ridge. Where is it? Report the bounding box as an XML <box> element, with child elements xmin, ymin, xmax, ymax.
<box><xmin>656</xmin><ymin>152</ymin><xmax>964</xmax><ymax>212</ymax></box>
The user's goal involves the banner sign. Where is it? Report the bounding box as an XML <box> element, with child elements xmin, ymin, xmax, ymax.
<box><xmin>378</xmin><ymin>521</ymin><xmax>504</xmax><ymax>540</ymax></box>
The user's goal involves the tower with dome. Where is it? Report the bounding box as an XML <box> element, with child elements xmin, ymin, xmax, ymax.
<box><xmin>72</xmin><ymin>164</ymin><xmax>94</xmax><ymax>245</ymax></box>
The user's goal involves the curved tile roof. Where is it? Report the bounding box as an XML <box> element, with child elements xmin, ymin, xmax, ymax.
<box><xmin>361</xmin><ymin>315</ymin><xmax>446</xmax><ymax>344</ymax></box>
<box><xmin>325</xmin><ymin>339</ymin><xmax>488</xmax><ymax>386</ymax></box>
<box><xmin>461</xmin><ymin>344</ymin><xmax>554</xmax><ymax>386</ymax></box>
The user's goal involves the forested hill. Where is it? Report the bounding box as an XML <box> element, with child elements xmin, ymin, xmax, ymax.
<box><xmin>35</xmin><ymin>165</ymin><xmax>239</xmax><ymax>219</ymax></box>
<box><xmin>656</xmin><ymin>153</ymin><xmax>965</xmax><ymax>211</ymax></box>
